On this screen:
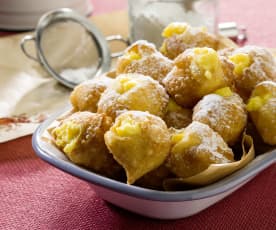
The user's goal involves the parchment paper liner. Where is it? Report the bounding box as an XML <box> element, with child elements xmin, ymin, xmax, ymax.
<box><xmin>163</xmin><ymin>132</ymin><xmax>255</xmax><ymax>190</ymax></box>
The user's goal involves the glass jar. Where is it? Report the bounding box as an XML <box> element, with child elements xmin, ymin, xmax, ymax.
<box><xmin>128</xmin><ymin>0</ymin><xmax>218</xmax><ymax>47</ymax></box>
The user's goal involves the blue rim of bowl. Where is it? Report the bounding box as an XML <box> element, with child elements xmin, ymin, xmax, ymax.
<box><xmin>32</xmin><ymin>110</ymin><xmax>276</xmax><ymax>202</ymax></box>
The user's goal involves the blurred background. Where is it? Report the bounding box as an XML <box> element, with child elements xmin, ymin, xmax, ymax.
<box><xmin>0</xmin><ymin>0</ymin><xmax>275</xmax><ymax>47</ymax></box>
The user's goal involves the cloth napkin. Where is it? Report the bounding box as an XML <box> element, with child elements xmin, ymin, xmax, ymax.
<box><xmin>0</xmin><ymin>11</ymin><xmax>128</xmax><ymax>143</ymax></box>
<box><xmin>0</xmin><ymin>32</ymin><xmax>71</xmax><ymax>143</ymax></box>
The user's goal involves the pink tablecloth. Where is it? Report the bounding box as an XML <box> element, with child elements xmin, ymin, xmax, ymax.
<box><xmin>0</xmin><ymin>0</ymin><xmax>275</xmax><ymax>229</ymax></box>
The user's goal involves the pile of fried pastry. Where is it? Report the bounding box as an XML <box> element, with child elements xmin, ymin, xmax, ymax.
<box><xmin>49</xmin><ymin>22</ymin><xmax>276</xmax><ymax>190</ymax></box>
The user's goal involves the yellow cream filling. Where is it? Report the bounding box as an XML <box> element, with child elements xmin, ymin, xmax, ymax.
<box><xmin>116</xmin><ymin>76</ymin><xmax>137</xmax><ymax>94</ymax></box>
<box><xmin>115</xmin><ymin>118</ymin><xmax>141</xmax><ymax>136</ymax></box>
<box><xmin>125</xmin><ymin>50</ymin><xmax>141</xmax><ymax>61</ymax></box>
<box><xmin>171</xmin><ymin>132</ymin><xmax>185</xmax><ymax>144</ymax></box>
<box><xmin>160</xmin><ymin>41</ymin><xmax>167</xmax><ymax>54</ymax></box>
<box><xmin>162</xmin><ymin>22</ymin><xmax>189</xmax><ymax>38</ymax></box>
<box><xmin>229</xmin><ymin>53</ymin><xmax>252</xmax><ymax>75</ymax></box>
<box><xmin>118</xmin><ymin>47</ymin><xmax>142</xmax><ymax>73</ymax></box>
<box><xmin>214</xmin><ymin>87</ymin><xmax>233</xmax><ymax>97</ymax></box>
<box><xmin>172</xmin><ymin>130</ymin><xmax>201</xmax><ymax>152</ymax></box>
<box><xmin>54</xmin><ymin>121</ymin><xmax>82</xmax><ymax>154</ymax></box>
<box><xmin>193</xmin><ymin>47</ymin><xmax>220</xmax><ymax>80</ymax></box>
<box><xmin>246</xmin><ymin>94</ymin><xmax>272</xmax><ymax>111</ymax></box>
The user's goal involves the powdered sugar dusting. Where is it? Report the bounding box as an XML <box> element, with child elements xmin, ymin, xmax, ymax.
<box><xmin>187</xmin><ymin>121</ymin><xmax>234</xmax><ymax>163</ymax></box>
<box><xmin>117</xmin><ymin>40</ymin><xmax>173</xmax><ymax>83</ymax></box>
<box><xmin>193</xmin><ymin>93</ymin><xmax>247</xmax><ymax>145</ymax></box>
<box><xmin>97</xmin><ymin>73</ymin><xmax>169</xmax><ymax>119</ymax></box>
<box><xmin>193</xmin><ymin>94</ymin><xmax>228</xmax><ymax>127</ymax></box>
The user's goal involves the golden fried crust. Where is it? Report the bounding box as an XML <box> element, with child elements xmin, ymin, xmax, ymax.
<box><xmin>97</xmin><ymin>73</ymin><xmax>169</xmax><ymax>119</ymax></box>
<box><xmin>193</xmin><ymin>93</ymin><xmax>247</xmax><ymax>145</ymax></box>
<box><xmin>163</xmin><ymin>48</ymin><xmax>228</xmax><ymax>107</ymax></box>
<box><xmin>70</xmin><ymin>76</ymin><xmax>113</xmax><ymax>112</ymax></box>
<box><xmin>105</xmin><ymin>70</ymin><xmax>118</xmax><ymax>79</ymax></box>
<box><xmin>161</xmin><ymin>28</ymin><xmax>218</xmax><ymax>60</ymax></box>
<box><xmin>51</xmin><ymin>112</ymin><xmax>122</xmax><ymax>178</ymax></box>
<box><xmin>167</xmin><ymin>121</ymin><xmax>234</xmax><ymax>178</ymax></box>
<box><xmin>248</xmin><ymin>81</ymin><xmax>276</xmax><ymax>145</ymax></box>
<box><xmin>104</xmin><ymin>111</ymin><xmax>171</xmax><ymax>184</ymax></box>
<box><xmin>163</xmin><ymin>66</ymin><xmax>199</xmax><ymax>107</ymax></box>
<box><xmin>116</xmin><ymin>40</ymin><xmax>173</xmax><ymax>83</ymax></box>
<box><xmin>135</xmin><ymin>164</ymin><xmax>172</xmax><ymax>190</ymax></box>
<box><xmin>164</xmin><ymin>109</ymin><xmax>192</xmax><ymax>129</ymax></box>
<box><xmin>221</xmin><ymin>46</ymin><xmax>276</xmax><ymax>100</ymax></box>
<box><xmin>252</xmin><ymin>99</ymin><xmax>276</xmax><ymax>145</ymax></box>
<box><xmin>219</xmin><ymin>55</ymin><xmax>236</xmax><ymax>89</ymax></box>
<box><xmin>164</xmin><ymin>98</ymin><xmax>192</xmax><ymax>129</ymax></box>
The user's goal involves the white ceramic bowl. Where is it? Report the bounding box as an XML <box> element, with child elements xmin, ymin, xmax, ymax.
<box><xmin>32</xmin><ymin>110</ymin><xmax>276</xmax><ymax>219</ymax></box>
<box><xmin>0</xmin><ymin>0</ymin><xmax>92</xmax><ymax>30</ymax></box>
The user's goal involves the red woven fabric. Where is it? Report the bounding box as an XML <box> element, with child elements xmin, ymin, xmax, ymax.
<box><xmin>0</xmin><ymin>136</ymin><xmax>275</xmax><ymax>229</ymax></box>
<box><xmin>1</xmin><ymin>0</ymin><xmax>276</xmax><ymax>229</ymax></box>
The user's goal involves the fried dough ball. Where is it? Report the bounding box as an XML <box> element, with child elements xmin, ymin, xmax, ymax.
<box><xmin>51</xmin><ymin>112</ymin><xmax>122</xmax><ymax>178</ymax></box>
<box><xmin>105</xmin><ymin>70</ymin><xmax>118</xmax><ymax>79</ymax></box>
<box><xmin>163</xmin><ymin>47</ymin><xmax>229</xmax><ymax>107</ymax></box>
<box><xmin>160</xmin><ymin>22</ymin><xmax>218</xmax><ymax>60</ymax></box>
<box><xmin>97</xmin><ymin>73</ymin><xmax>169</xmax><ymax>119</ymax></box>
<box><xmin>167</xmin><ymin>121</ymin><xmax>234</xmax><ymax>178</ymax></box>
<box><xmin>104</xmin><ymin>111</ymin><xmax>171</xmax><ymax>184</ymax></box>
<box><xmin>164</xmin><ymin>98</ymin><xmax>192</xmax><ymax>129</ymax></box>
<box><xmin>246</xmin><ymin>81</ymin><xmax>276</xmax><ymax>145</ymax></box>
<box><xmin>218</xmin><ymin>54</ymin><xmax>236</xmax><ymax>89</ymax></box>
<box><xmin>220</xmin><ymin>46</ymin><xmax>276</xmax><ymax>100</ymax></box>
<box><xmin>193</xmin><ymin>87</ymin><xmax>247</xmax><ymax>145</ymax></box>
<box><xmin>70</xmin><ymin>75</ymin><xmax>113</xmax><ymax>112</ymax></box>
<box><xmin>116</xmin><ymin>40</ymin><xmax>173</xmax><ymax>83</ymax></box>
